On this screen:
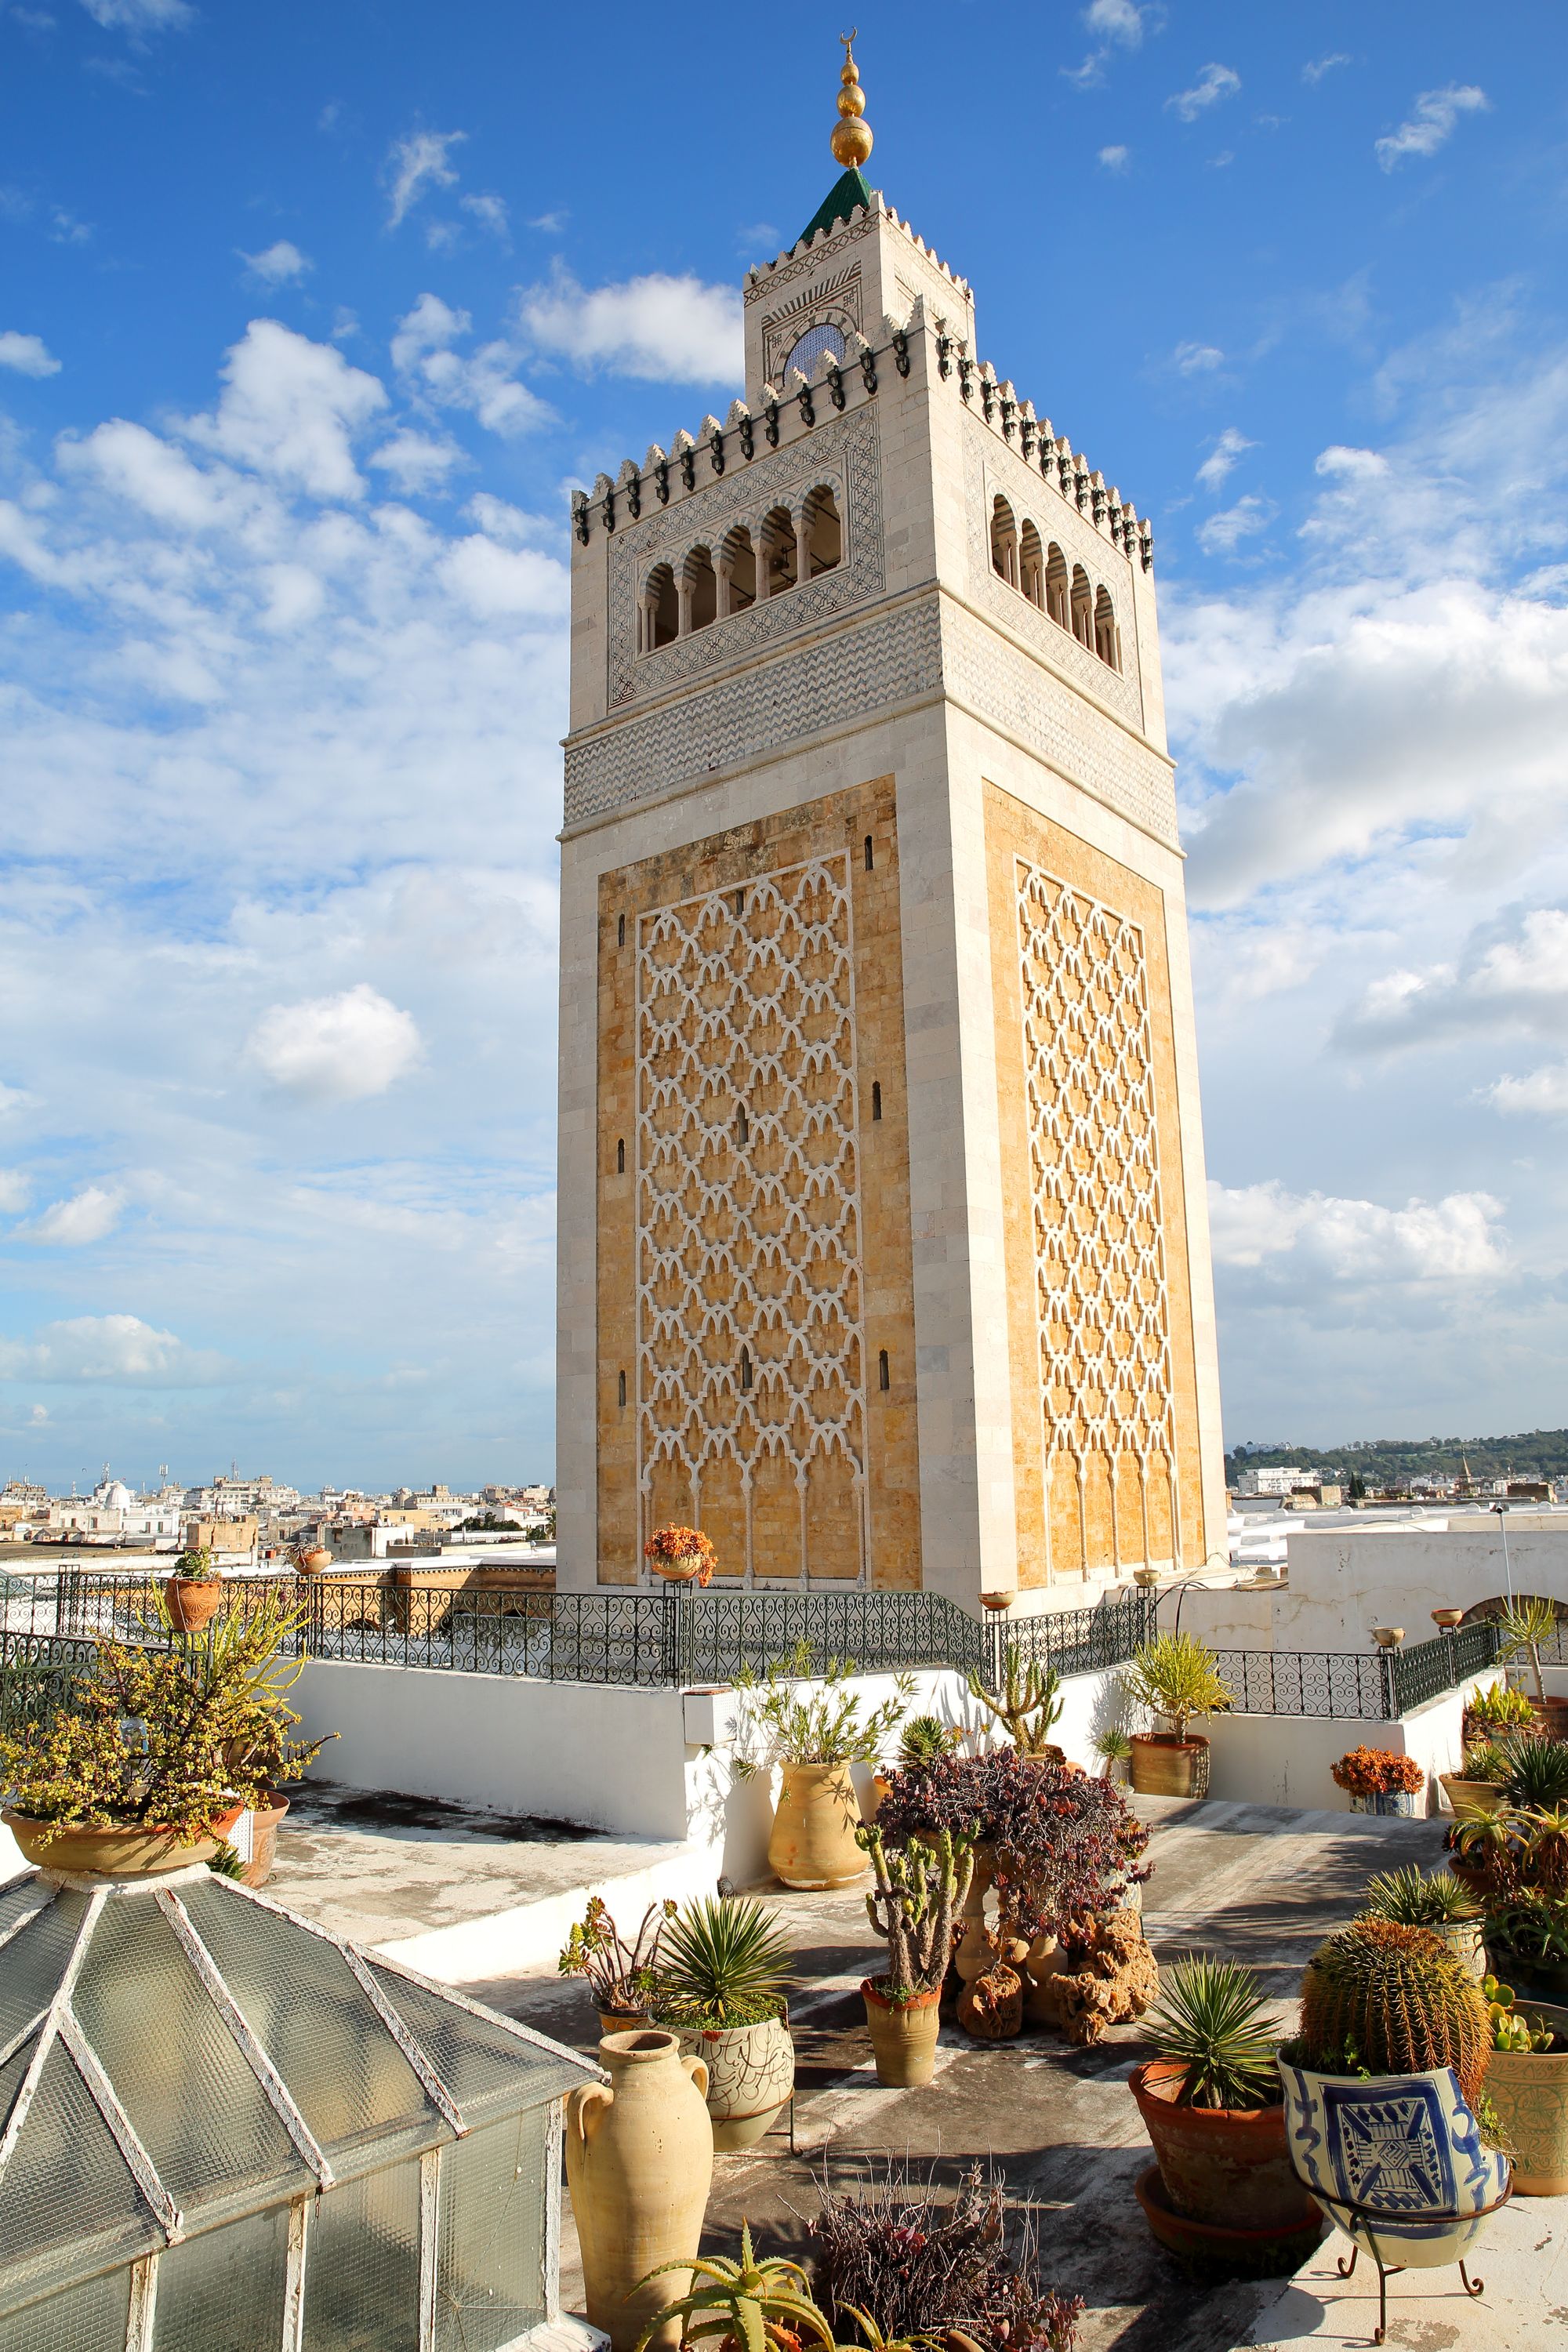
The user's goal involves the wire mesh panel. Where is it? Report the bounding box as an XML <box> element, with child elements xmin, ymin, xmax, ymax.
<box><xmin>434</xmin><ymin>2111</ymin><xmax>550</xmax><ymax>2352</ymax></box>
<box><xmin>303</xmin><ymin>2163</ymin><xmax>421</xmax><ymax>2352</ymax></box>
<box><xmin>0</xmin><ymin>2034</ymin><xmax>162</xmax><ymax>2303</ymax></box>
<box><xmin>0</xmin><ymin>2263</ymin><xmax>131</xmax><ymax>2352</ymax></box>
<box><xmin>152</xmin><ymin>2206</ymin><xmax>291</xmax><ymax>2352</ymax></box>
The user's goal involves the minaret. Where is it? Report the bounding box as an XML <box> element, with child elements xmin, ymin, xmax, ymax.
<box><xmin>556</xmin><ymin>45</ymin><xmax>1225</xmax><ymax>1608</ymax></box>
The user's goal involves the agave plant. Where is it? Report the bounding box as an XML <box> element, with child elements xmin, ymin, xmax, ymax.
<box><xmin>1143</xmin><ymin>1954</ymin><xmax>1280</xmax><ymax>2110</ymax></box>
<box><xmin>898</xmin><ymin>1714</ymin><xmax>962</xmax><ymax>1771</ymax></box>
<box><xmin>633</xmin><ymin>2222</ymin><xmax>835</xmax><ymax>2352</ymax></box>
<box><xmin>1502</xmin><ymin>1738</ymin><xmax>1568</xmax><ymax>1812</ymax></box>
<box><xmin>1360</xmin><ymin>1864</ymin><xmax>1482</xmax><ymax>1926</ymax></box>
<box><xmin>652</xmin><ymin>1896</ymin><xmax>792</xmax><ymax>2029</ymax></box>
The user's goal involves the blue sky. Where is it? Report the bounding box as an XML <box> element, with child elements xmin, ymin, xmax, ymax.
<box><xmin>1</xmin><ymin>0</ymin><xmax>1565</xmax><ymax>1490</ymax></box>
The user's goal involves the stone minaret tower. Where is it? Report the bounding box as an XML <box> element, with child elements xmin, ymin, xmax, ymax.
<box><xmin>556</xmin><ymin>43</ymin><xmax>1225</xmax><ymax>1608</ymax></box>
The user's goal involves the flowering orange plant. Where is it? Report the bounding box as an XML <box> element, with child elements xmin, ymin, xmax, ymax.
<box><xmin>643</xmin><ymin>1525</ymin><xmax>717</xmax><ymax>1586</ymax></box>
<box><xmin>1331</xmin><ymin>1745</ymin><xmax>1424</xmax><ymax>1796</ymax></box>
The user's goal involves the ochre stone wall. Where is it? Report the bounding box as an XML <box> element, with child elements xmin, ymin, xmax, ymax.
<box><xmin>984</xmin><ymin>782</ymin><xmax>1209</xmax><ymax>1584</ymax></box>
<box><xmin>595</xmin><ymin>779</ymin><xmax>922</xmax><ymax>1588</ymax></box>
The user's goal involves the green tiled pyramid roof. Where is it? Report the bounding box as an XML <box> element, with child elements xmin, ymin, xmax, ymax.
<box><xmin>798</xmin><ymin>168</ymin><xmax>874</xmax><ymax>246</ymax></box>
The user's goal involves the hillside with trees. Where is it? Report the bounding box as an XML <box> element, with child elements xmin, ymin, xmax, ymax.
<box><xmin>1223</xmin><ymin>1428</ymin><xmax>1568</xmax><ymax>1489</ymax></box>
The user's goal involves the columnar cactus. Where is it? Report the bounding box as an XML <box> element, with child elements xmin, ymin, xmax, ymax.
<box><xmin>857</xmin><ymin>1823</ymin><xmax>975</xmax><ymax>1994</ymax></box>
<box><xmin>1298</xmin><ymin>1918</ymin><xmax>1490</xmax><ymax>2103</ymax></box>
<box><xmin>964</xmin><ymin>1645</ymin><xmax>1064</xmax><ymax>1755</ymax></box>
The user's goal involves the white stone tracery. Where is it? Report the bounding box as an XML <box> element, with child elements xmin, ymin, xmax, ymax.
<box><xmin>1016</xmin><ymin>858</ymin><xmax>1180</xmax><ymax>1577</ymax></box>
<box><xmin>636</xmin><ymin>855</ymin><xmax>869</xmax><ymax>1583</ymax></box>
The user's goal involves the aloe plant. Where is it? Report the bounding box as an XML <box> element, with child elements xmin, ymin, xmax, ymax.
<box><xmin>633</xmin><ymin>2221</ymin><xmax>835</xmax><ymax>2352</ymax></box>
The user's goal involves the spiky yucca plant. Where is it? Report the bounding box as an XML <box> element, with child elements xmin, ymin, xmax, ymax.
<box><xmin>1296</xmin><ymin>1918</ymin><xmax>1489</xmax><ymax>2102</ymax></box>
<box><xmin>1360</xmin><ymin>1864</ymin><xmax>1482</xmax><ymax>1926</ymax></box>
<box><xmin>1503</xmin><ymin>1737</ymin><xmax>1568</xmax><ymax>1811</ymax></box>
<box><xmin>1145</xmin><ymin>1955</ymin><xmax>1280</xmax><ymax>2110</ymax></box>
<box><xmin>652</xmin><ymin>1897</ymin><xmax>792</xmax><ymax>2030</ymax></box>
<box><xmin>898</xmin><ymin>1713</ymin><xmax>961</xmax><ymax>1771</ymax></box>
<box><xmin>633</xmin><ymin>2221</ymin><xmax>834</xmax><ymax>2352</ymax></box>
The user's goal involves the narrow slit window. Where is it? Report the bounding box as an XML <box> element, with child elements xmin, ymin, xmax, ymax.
<box><xmin>863</xmin><ymin>835</ymin><xmax>873</xmax><ymax>871</ymax></box>
<box><xmin>734</xmin><ymin>889</ymin><xmax>745</xmax><ymax>918</ymax></box>
<box><xmin>617</xmin><ymin>913</ymin><xmax>626</xmax><ymax>946</ymax></box>
<box><xmin>871</xmin><ymin>1081</ymin><xmax>882</xmax><ymax>1121</ymax></box>
<box><xmin>735</xmin><ymin>1106</ymin><xmax>749</xmax><ymax>1145</ymax></box>
<box><xmin>878</xmin><ymin>1349</ymin><xmax>890</xmax><ymax>1392</ymax></box>
<box><xmin>615</xmin><ymin>1138</ymin><xmax>625</xmax><ymax>1174</ymax></box>
<box><xmin>618</xmin><ymin>1370</ymin><xmax>626</xmax><ymax>1407</ymax></box>
<box><xmin>739</xmin><ymin>1346</ymin><xmax>753</xmax><ymax>1392</ymax></box>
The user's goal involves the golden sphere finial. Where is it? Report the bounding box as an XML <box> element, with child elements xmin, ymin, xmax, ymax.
<box><xmin>830</xmin><ymin>28</ymin><xmax>873</xmax><ymax>169</ymax></box>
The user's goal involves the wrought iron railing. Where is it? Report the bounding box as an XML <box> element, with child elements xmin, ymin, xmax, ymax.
<box><xmin>0</xmin><ymin>1629</ymin><xmax>97</xmax><ymax>1734</ymax></box>
<box><xmin>1391</xmin><ymin>1621</ymin><xmax>1502</xmax><ymax>1711</ymax></box>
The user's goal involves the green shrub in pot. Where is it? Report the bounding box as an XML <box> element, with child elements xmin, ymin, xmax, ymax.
<box><xmin>652</xmin><ymin>1896</ymin><xmax>795</xmax><ymax>2150</ymax></box>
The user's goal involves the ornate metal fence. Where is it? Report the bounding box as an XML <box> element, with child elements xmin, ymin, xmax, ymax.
<box><xmin>0</xmin><ymin>1629</ymin><xmax>97</xmax><ymax>1735</ymax></box>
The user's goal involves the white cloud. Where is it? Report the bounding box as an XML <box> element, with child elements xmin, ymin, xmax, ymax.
<box><xmin>0</xmin><ymin>329</ymin><xmax>60</xmax><ymax>377</ymax></box>
<box><xmin>518</xmin><ymin>268</ymin><xmax>742</xmax><ymax>385</ymax></box>
<box><xmin>1489</xmin><ymin>1063</ymin><xmax>1568</xmax><ymax>1117</ymax></box>
<box><xmin>25</xmin><ymin>1183</ymin><xmax>125</xmax><ymax>1245</ymax></box>
<box><xmin>245</xmin><ymin>984</ymin><xmax>422</xmax><ymax>1102</ymax></box>
<box><xmin>0</xmin><ymin>1313</ymin><xmax>226</xmax><ymax>1385</ymax></box>
<box><xmin>1377</xmin><ymin>85</ymin><xmax>1488</xmax><ymax>172</ymax></box>
<box><xmin>437</xmin><ymin>535</ymin><xmax>567</xmax><ymax>617</ymax></box>
<box><xmin>1338</xmin><ymin>907</ymin><xmax>1568</xmax><ymax>1050</ymax></box>
<box><xmin>1303</xmin><ymin>53</ymin><xmax>1351</xmax><ymax>87</ymax></box>
<box><xmin>1174</xmin><ymin>340</ymin><xmax>1224</xmax><ymax>375</ymax></box>
<box><xmin>1315</xmin><ymin>444</ymin><xmax>1388</xmax><ymax>480</ymax></box>
<box><xmin>391</xmin><ymin>292</ymin><xmax>551</xmax><ymax>437</ymax></box>
<box><xmin>185</xmin><ymin>319</ymin><xmax>387</xmax><ymax>500</ymax></box>
<box><xmin>1198</xmin><ymin>494</ymin><xmax>1272</xmax><ymax>553</ymax></box>
<box><xmin>385</xmin><ymin>129</ymin><xmax>466</xmax><ymax>229</ymax></box>
<box><xmin>78</xmin><ymin>0</ymin><xmax>191</xmax><ymax>26</ymax></box>
<box><xmin>369</xmin><ymin>429</ymin><xmax>464</xmax><ymax>493</ymax></box>
<box><xmin>1167</xmin><ymin>63</ymin><xmax>1241</xmax><ymax>122</ymax></box>
<box><xmin>1208</xmin><ymin>1181</ymin><xmax>1507</xmax><ymax>1281</ymax></box>
<box><xmin>459</xmin><ymin>193</ymin><xmax>509</xmax><ymax>240</ymax></box>
<box><xmin>239</xmin><ymin>241</ymin><xmax>312</xmax><ymax>286</ymax></box>
<box><xmin>0</xmin><ymin>1171</ymin><xmax>30</xmax><ymax>1213</ymax></box>
<box><xmin>1197</xmin><ymin>426</ymin><xmax>1254</xmax><ymax>490</ymax></box>
<box><xmin>0</xmin><ymin>1087</ymin><xmax>37</xmax><ymax>1116</ymax></box>
<box><xmin>1098</xmin><ymin>145</ymin><xmax>1130</xmax><ymax>173</ymax></box>
<box><xmin>1084</xmin><ymin>0</ymin><xmax>1146</xmax><ymax>44</ymax></box>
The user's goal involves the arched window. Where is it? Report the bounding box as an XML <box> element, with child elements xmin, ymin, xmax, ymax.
<box><xmin>1045</xmin><ymin>544</ymin><xmax>1069</xmax><ymax>630</ymax></box>
<box><xmin>1070</xmin><ymin>564</ymin><xmax>1094</xmax><ymax>648</ymax></box>
<box><xmin>641</xmin><ymin>561</ymin><xmax>677</xmax><ymax>652</ymax></box>
<box><xmin>761</xmin><ymin>506</ymin><xmax>797</xmax><ymax>594</ymax></box>
<box><xmin>682</xmin><ymin>545</ymin><xmax>717</xmax><ymax>633</ymax></box>
<box><xmin>990</xmin><ymin>495</ymin><xmax>1018</xmax><ymax>588</ymax></box>
<box><xmin>1094</xmin><ymin>585</ymin><xmax>1121</xmax><ymax>670</ymax></box>
<box><xmin>782</xmin><ymin>321</ymin><xmax>848</xmax><ymax>381</ymax></box>
<box><xmin>1019</xmin><ymin>520</ymin><xmax>1044</xmax><ymax>609</ymax></box>
<box><xmin>804</xmin><ymin>485</ymin><xmax>842</xmax><ymax>576</ymax></box>
<box><xmin>717</xmin><ymin>524</ymin><xmax>756</xmax><ymax>616</ymax></box>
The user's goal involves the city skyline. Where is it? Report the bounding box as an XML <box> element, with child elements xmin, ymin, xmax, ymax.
<box><xmin>1</xmin><ymin>2</ymin><xmax>1565</xmax><ymax>1485</ymax></box>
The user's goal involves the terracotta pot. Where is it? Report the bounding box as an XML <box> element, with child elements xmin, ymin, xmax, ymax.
<box><xmin>165</xmin><ymin>1574</ymin><xmax>223</xmax><ymax>1632</ymax></box>
<box><xmin>864</xmin><ymin>1772</ymin><xmax>894</xmax><ymax>1821</ymax></box>
<box><xmin>1128</xmin><ymin>2062</ymin><xmax>1319</xmax><ymax>2232</ymax></box>
<box><xmin>296</xmin><ymin>1548</ymin><xmax>332</xmax><ymax>1576</ymax></box>
<box><xmin>1531</xmin><ymin>1697</ymin><xmax>1568</xmax><ymax>1738</ymax></box>
<box><xmin>597</xmin><ymin>2005</ymin><xmax>652</xmax><ymax>2040</ymax></box>
<box><xmin>1024</xmin><ymin>1933</ymin><xmax>1064</xmax><ymax>2025</ymax></box>
<box><xmin>1130</xmin><ymin>1733</ymin><xmax>1210</xmax><ymax>1798</ymax></box>
<box><xmin>1440</xmin><ymin>1773</ymin><xmax>1506</xmax><ymax>1820</ymax></box>
<box><xmin>1484</xmin><ymin>2002</ymin><xmax>1568</xmax><ymax>2194</ymax></box>
<box><xmin>1133</xmin><ymin>2164</ymin><xmax>1323</xmax><ymax>2272</ymax></box>
<box><xmin>674</xmin><ymin>2014</ymin><xmax>793</xmax><ymax>2150</ymax></box>
<box><xmin>241</xmin><ymin>1795</ymin><xmax>290</xmax><ymax>1889</ymax></box>
<box><xmin>862</xmin><ymin>1980</ymin><xmax>942</xmax><ymax>2086</ymax></box>
<box><xmin>5</xmin><ymin>1805</ymin><xmax>243</xmax><ymax>1878</ymax></box>
<box><xmin>565</xmin><ymin>2029</ymin><xmax>714</xmax><ymax>2352</ymax></box>
<box><xmin>768</xmin><ymin>1761</ymin><xmax>866</xmax><ymax>1889</ymax></box>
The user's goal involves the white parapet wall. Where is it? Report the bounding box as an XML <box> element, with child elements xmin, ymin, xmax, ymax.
<box><xmin>1202</xmin><ymin>1682</ymin><xmax>1482</xmax><ymax>1814</ymax></box>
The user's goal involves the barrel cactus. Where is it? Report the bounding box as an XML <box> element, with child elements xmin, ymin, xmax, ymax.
<box><xmin>1297</xmin><ymin>1917</ymin><xmax>1490</xmax><ymax>2103</ymax></box>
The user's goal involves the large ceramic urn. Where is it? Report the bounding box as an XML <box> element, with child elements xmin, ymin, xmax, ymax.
<box><xmin>565</xmin><ymin>2028</ymin><xmax>714</xmax><ymax>2352</ymax></box>
<box><xmin>768</xmin><ymin>1762</ymin><xmax>866</xmax><ymax>1889</ymax></box>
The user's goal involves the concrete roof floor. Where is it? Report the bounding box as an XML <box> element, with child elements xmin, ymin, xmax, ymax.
<box><xmin>475</xmin><ymin>1795</ymin><xmax>1568</xmax><ymax>2352</ymax></box>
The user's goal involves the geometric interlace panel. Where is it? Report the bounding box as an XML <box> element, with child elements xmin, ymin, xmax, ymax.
<box><xmin>1016</xmin><ymin>858</ymin><xmax>1180</xmax><ymax>1573</ymax></box>
<box><xmin>637</xmin><ymin>855</ymin><xmax>867</xmax><ymax>1581</ymax></box>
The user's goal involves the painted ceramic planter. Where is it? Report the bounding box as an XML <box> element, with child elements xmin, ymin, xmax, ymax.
<box><xmin>862</xmin><ymin>1980</ymin><xmax>942</xmax><ymax>2086</ymax></box>
<box><xmin>1484</xmin><ymin>2001</ymin><xmax>1568</xmax><ymax>2194</ymax></box>
<box><xmin>565</xmin><ymin>2029</ymin><xmax>713</xmax><ymax>2352</ymax></box>
<box><xmin>1417</xmin><ymin>1916</ymin><xmax>1486</xmax><ymax>1984</ymax></box>
<box><xmin>1348</xmin><ymin>1789</ymin><xmax>1421</xmax><ymax>1816</ymax></box>
<box><xmin>1279</xmin><ymin>2060</ymin><xmax>1509</xmax><ymax>2270</ymax></box>
<box><xmin>675</xmin><ymin>2013</ymin><xmax>793</xmax><ymax>2150</ymax></box>
<box><xmin>1130</xmin><ymin>2061</ymin><xmax>1319</xmax><ymax>2233</ymax></box>
<box><xmin>768</xmin><ymin>1762</ymin><xmax>866</xmax><ymax>1889</ymax></box>
<box><xmin>1130</xmin><ymin>1733</ymin><xmax>1210</xmax><ymax>1798</ymax></box>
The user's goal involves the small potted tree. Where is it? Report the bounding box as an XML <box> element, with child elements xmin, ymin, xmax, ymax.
<box><xmin>857</xmin><ymin>1821</ymin><xmax>975</xmax><ymax>2085</ymax></box>
<box><xmin>652</xmin><ymin>1895</ymin><xmax>795</xmax><ymax>2148</ymax></box>
<box><xmin>1120</xmin><ymin>1632</ymin><xmax>1232</xmax><ymax>1797</ymax></box>
<box><xmin>1129</xmin><ymin>1954</ymin><xmax>1322</xmax><ymax>2261</ymax></box>
<box><xmin>559</xmin><ymin>1895</ymin><xmax>678</xmax><ymax>2036</ymax></box>
<box><xmin>735</xmin><ymin>1646</ymin><xmax>911</xmax><ymax>1889</ymax></box>
<box><xmin>1499</xmin><ymin>1597</ymin><xmax>1568</xmax><ymax>1737</ymax></box>
<box><xmin>1331</xmin><ymin>1744</ymin><xmax>1424</xmax><ymax>1815</ymax></box>
<box><xmin>165</xmin><ymin>1542</ymin><xmax>223</xmax><ymax>1632</ymax></box>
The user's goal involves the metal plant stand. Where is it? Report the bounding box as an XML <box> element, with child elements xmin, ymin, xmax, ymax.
<box><xmin>1324</xmin><ymin>2182</ymin><xmax>1512</xmax><ymax>2345</ymax></box>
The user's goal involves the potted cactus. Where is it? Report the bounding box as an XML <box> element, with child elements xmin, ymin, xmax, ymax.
<box><xmin>1120</xmin><ymin>1632</ymin><xmax>1231</xmax><ymax>1797</ymax></box>
<box><xmin>857</xmin><ymin>1821</ymin><xmax>975</xmax><ymax>2086</ymax></box>
<box><xmin>1481</xmin><ymin>1973</ymin><xmax>1568</xmax><ymax>2194</ymax></box>
<box><xmin>964</xmin><ymin>1646</ymin><xmax>1065</xmax><ymax>1758</ymax></box>
<box><xmin>1278</xmin><ymin>1919</ymin><xmax>1508</xmax><ymax>2338</ymax></box>
<box><xmin>165</xmin><ymin>1544</ymin><xmax>223</xmax><ymax>1632</ymax></box>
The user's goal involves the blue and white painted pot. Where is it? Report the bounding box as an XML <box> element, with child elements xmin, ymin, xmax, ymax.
<box><xmin>1279</xmin><ymin>2061</ymin><xmax>1508</xmax><ymax>2269</ymax></box>
<box><xmin>1348</xmin><ymin>1790</ymin><xmax>1421</xmax><ymax>1816</ymax></box>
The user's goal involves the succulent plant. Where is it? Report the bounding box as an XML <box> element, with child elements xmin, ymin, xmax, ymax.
<box><xmin>1360</xmin><ymin>1864</ymin><xmax>1482</xmax><ymax>1926</ymax></box>
<box><xmin>632</xmin><ymin>2221</ymin><xmax>834</xmax><ymax>2352</ymax></box>
<box><xmin>1145</xmin><ymin>1954</ymin><xmax>1280</xmax><ymax>2110</ymax></box>
<box><xmin>898</xmin><ymin>1713</ymin><xmax>962</xmax><ymax>1771</ymax></box>
<box><xmin>1502</xmin><ymin>1737</ymin><xmax>1568</xmax><ymax>1811</ymax></box>
<box><xmin>964</xmin><ymin>1645</ymin><xmax>1064</xmax><ymax>1755</ymax></box>
<box><xmin>858</xmin><ymin>1820</ymin><xmax>975</xmax><ymax>1997</ymax></box>
<box><xmin>652</xmin><ymin>1896</ymin><xmax>791</xmax><ymax>2030</ymax></box>
<box><xmin>1295</xmin><ymin>1917</ymin><xmax>1489</xmax><ymax>2102</ymax></box>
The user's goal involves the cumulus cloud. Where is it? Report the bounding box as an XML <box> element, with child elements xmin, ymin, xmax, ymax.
<box><xmin>240</xmin><ymin>241</ymin><xmax>311</xmax><ymax>286</ymax></box>
<box><xmin>245</xmin><ymin>984</ymin><xmax>422</xmax><ymax>1102</ymax></box>
<box><xmin>1197</xmin><ymin>426</ymin><xmax>1254</xmax><ymax>491</ymax></box>
<box><xmin>392</xmin><ymin>292</ymin><xmax>550</xmax><ymax>437</ymax></box>
<box><xmin>1377</xmin><ymin>85</ymin><xmax>1489</xmax><ymax>171</ymax></box>
<box><xmin>369</xmin><ymin>428</ymin><xmax>464</xmax><ymax>493</ymax></box>
<box><xmin>1197</xmin><ymin>494</ymin><xmax>1273</xmax><ymax>553</ymax></box>
<box><xmin>183</xmin><ymin>319</ymin><xmax>387</xmax><ymax>500</ymax></box>
<box><xmin>1337</xmin><ymin>907</ymin><xmax>1568</xmax><ymax>1050</ymax></box>
<box><xmin>385</xmin><ymin>128</ymin><xmax>466</xmax><ymax>228</ymax></box>
<box><xmin>25</xmin><ymin>1184</ymin><xmax>125</xmax><ymax>1245</ymax></box>
<box><xmin>0</xmin><ymin>329</ymin><xmax>60</xmax><ymax>377</ymax></box>
<box><xmin>1098</xmin><ymin>145</ymin><xmax>1130</xmax><ymax>173</ymax></box>
<box><xmin>1489</xmin><ymin>1063</ymin><xmax>1568</xmax><ymax>1116</ymax></box>
<box><xmin>0</xmin><ymin>1171</ymin><xmax>31</xmax><ymax>1214</ymax></box>
<box><xmin>1167</xmin><ymin>63</ymin><xmax>1241</xmax><ymax>122</ymax></box>
<box><xmin>518</xmin><ymin>267</ymin><xmax>742</xmax><ymax>384</ymax></box>
<box><xmin>1208</xmin><ymin>1181</ymin><xmax>1507</xmax><ymax>1281</ymax></box>
<box><xmin>1174</xmin><ymin>340</ymin><xmax>1224</xmax><ymax>375</ymax></box>
<box><xmin>1315</xmin><ymin>444</ymin><xmax>1388</xmax><ymax>480</ymax></box>
<box><xmin>0</xmin><ymin>1313</ymin><xmax>227</xmax><ymax>1385</ymax></box>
